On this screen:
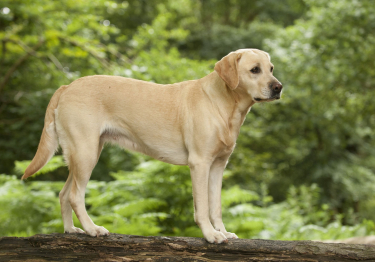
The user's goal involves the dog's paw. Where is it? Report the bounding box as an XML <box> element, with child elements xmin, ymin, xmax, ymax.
<box><xmin>85</xmin><ymin>225</ymin><xmax>110</xmax><ymax>237</ymax></box>
<box><xmin>224</xmin><ymin>232</ymin><xmax>238</xmax><ymax>239</ymax></box>
<box><xmin>205</xmin><ymin>230</ymin><xmax>228</xmax><ymax>244</ymax></box>
<box><xmin>64</xmin><ymin>226</ymin><xmax>85</xmax><ymax>234</ymax></box>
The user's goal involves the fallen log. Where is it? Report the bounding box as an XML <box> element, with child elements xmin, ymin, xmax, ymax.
<box><xmin>1</xmin><ymin>233</ymin><xmax>375</xmax><ymax>261</ymax></box>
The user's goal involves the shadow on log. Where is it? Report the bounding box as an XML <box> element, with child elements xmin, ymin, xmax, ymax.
<box><xmin>1</xmin><ymin>233</ymin><xmax>375</xmax><ymax>261</ymax></box>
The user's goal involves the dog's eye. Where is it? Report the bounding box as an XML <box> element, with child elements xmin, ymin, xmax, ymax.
<box><xmin>270</xmin><ymin>67</ymin><xmax>274</xmax><ymax>73</ymax></box>
<box><xmin>250</xmin><ymin>67</ymin><xmax>260</xmax><ymax>74</ymax></box>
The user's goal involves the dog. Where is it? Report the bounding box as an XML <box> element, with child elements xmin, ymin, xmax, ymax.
<box><xmin>22</xmin><ymin>49</ymin><xmax>282</xmax><ymax>244</ymax></box>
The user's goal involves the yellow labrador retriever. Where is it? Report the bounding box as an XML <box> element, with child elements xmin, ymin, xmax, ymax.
<box><xmin>22</xmin><ymin>49</ymin><xmax>282</xmax><ymax>243</ymax></box>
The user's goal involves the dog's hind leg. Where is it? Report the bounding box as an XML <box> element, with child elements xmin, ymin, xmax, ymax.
<box><xmin>66</xmin><ymin>137</ymin><xmax>108</xmax><ymax>237</ymax></box>
<box><xmin>59</xmin><ymin>171</ymin><xmax>85</xmax><ymax>233</ymax></box>
<box><xmin>59</xmin><ymin>139</ymin><xmax>104</xmax><ymax>234</ymax></box>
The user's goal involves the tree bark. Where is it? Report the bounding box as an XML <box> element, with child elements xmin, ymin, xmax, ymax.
<box><xmin>1</xmin><ymin>233</ymin><xmax>375</xmax><ymax>261</ymax></box>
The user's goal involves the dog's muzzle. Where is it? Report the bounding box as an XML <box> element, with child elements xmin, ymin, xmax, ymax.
<box><xmin>254</xmin><ymin>82</ymin><xmax>283</xmax><ymax>102</ymax></box>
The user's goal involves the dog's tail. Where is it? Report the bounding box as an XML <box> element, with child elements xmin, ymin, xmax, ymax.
<box><xmin>21</xmin><ymin>85</ymin><xmax>69</xmax><ymax>180</ymax></box>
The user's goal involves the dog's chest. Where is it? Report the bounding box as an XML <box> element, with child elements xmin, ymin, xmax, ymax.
<box><xmin>217</xmin><ymin>142</ymin><xmax>236</xmax><ymax>158</ymax></box>
<box><xmin>215</xmin><ymin>112</ymin><xmax>245</xmax><ymax>158</ymax></box>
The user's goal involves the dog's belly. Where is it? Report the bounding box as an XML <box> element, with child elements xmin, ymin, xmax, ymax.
<box><xmin>152</xmin><ymin>148</ymin><xmax>189</xmax><ymax>165</ymax></box>
<box><xmin>101</xmin><ymin>126</ymin><xmax>189</xmax><ymax>165</ymax></box>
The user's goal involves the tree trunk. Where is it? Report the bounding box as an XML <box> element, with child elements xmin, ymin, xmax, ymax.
<box><xmin>1</xmin><ymin>233</ymin><xmax>375</xmax><ymax>261</ymax></box>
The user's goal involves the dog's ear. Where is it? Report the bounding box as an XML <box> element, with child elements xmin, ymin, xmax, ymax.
<box><xmin>214</xmin><ymin>52</ymin><xmax>242</xmax><ymax>90</ymax></box>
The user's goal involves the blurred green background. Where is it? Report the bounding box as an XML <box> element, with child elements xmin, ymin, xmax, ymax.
<box><xmin>1</xmin><ymin>0</ymin><xmax>375</xmax><ymax>240</ymax></box>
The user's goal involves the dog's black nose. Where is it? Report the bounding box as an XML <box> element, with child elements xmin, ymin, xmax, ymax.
<box><xmin>271</xmin><ymin>82</ymin><xmax>283</xmax><ymax>93</ymax></box>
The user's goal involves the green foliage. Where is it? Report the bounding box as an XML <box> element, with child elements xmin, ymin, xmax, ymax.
<box><xmin>2</xmin><ymin>161</ymin><xmax>375</xmax><ymax>241</ymax></box>
<box><xmin>0</xmin><ymin>174</ymin><xmax>63</xmax><ymax>236</ymax></box>
<box><xmin>245</xmin><ymin>0</ymin><xmax>375</xmax><ymax>217</ymax></box>
<box><xmin>15</xmin><ymin>156</ymin><xmax>65</xmax><ymax>177</ymax></box>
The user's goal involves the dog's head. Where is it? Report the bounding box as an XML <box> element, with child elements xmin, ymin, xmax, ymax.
<box><xmin>214</xmin><ymin>49</ymin><xmax>282</xmax><ymax>103</ymax></box>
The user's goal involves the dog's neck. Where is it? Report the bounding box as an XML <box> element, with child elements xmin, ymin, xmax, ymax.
<box><xmin>200</xmin><ymin>72</ymin><xmax>255</xmax><ymax>135</ymax></box>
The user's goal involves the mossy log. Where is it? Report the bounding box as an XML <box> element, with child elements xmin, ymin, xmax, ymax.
<box><xmin>1</xmin><ymin>233</ymin><xmax>375</xmax><ymax>261</ymax></box>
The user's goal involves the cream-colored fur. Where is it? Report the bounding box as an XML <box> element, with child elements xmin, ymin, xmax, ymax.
<box><xmin>22</xmin><ymin>49</ymin><xmax>282</xmax><ymax>243</ymax></box>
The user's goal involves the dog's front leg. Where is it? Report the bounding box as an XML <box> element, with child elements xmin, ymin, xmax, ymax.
<box><xmin>209</xmin><ymin>157</ymin><xmax>238</xmax><ymax>239</ymax></box>
<box><xmin>189</xmin><ymin>158</ymin><xmax>228</xmax><ymax>244</ymax></box>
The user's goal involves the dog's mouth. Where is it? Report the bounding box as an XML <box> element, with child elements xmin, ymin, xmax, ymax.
<box><xmin>254</xmin><ymin>94</ymin><xmax>281</xmax><ymax>102</ymax></box>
